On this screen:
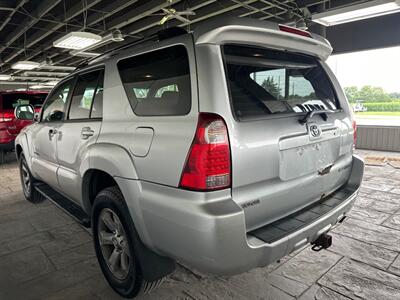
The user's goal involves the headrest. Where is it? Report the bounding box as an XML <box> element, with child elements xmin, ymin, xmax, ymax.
<box><xmin>160</xmin><ymin>91</ymin><xmax>179</xmax><ymax>103</ymax></box>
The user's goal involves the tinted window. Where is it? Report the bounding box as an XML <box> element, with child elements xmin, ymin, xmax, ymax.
<box><xmin>223</xmin><ymin>45</ymin><xmax>339</xmax><ymax>120</ymax></box>
<box><xmin>90</xmin><ymin>71</ymin><xmax>103</xmax><ymax>119</ymax></box>
<box><xmin>42</xmin><ymin>80</ymin><xmax>73</xmax><ymax>122</ymax></box>
<box><xmin>117</xmin><ymin>45</ymin><xmax>191</xmax><ymax>116</ymax></box>
<box><xmin>69</xmin><ymin>70</ymin><xmax>102</xmax><ymax>120</ymax></box>
<box><xmin>2</xmin><ymin>93</ymin><xmax>47</xmax><ymax>110</ymax></box>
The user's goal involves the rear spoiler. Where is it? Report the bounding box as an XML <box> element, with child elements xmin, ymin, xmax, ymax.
<box><xmin>194</xmin><ymin>17</ymin><xmax>332</xmax><ymax>61</ymax></box>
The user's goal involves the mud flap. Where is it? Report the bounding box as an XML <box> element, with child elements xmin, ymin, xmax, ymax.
<box><xmin>134</xmin><ymin>234</ymin><xmax>176</xmax><ymax>282</ymax></box>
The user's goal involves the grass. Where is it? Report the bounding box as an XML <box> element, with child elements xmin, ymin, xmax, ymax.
<box><xmin>355</xmin><ymin>111</ymin><xmax>400</xmax><ymax>116</ymax></box>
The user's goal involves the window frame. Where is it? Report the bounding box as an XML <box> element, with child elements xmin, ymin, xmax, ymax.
<box><xmin>65</xmin><ymin>67</ymin><xmax>105</xmax><ymax>123</ymax></box>
<box><xmin>39</xmin><ymin>77</ymin><xmax>76</xmax><ymax>123</ymax></box>
<box><xmin>116</xmin><ymin>43</ymin><xmax>192</xmax><ymax>117</ymax></box>
<box><xmin>89</xmin><ymin>70</ymin><xmax>104</xmax><ymax>119</ymax></box>
<box><xmin>221</xmin><ymin>44</ymin><xmax>343</xmax><ymax>122</ymax></box>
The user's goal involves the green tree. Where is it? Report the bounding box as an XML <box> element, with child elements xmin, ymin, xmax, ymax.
<box><xmin>344</xmin><ymin>86</ymin><xmax>359</xmax><ymax>103</ymax></box>
<box><xmin>389</xmin><ymin>92</ymin><xmax>400</xmax><ymax>100</ymax></box>
<box><xmin>344</xmin><ymin>85</ymin><xmax>394</xmax><ymax>102</ymax></box>
<box><xmin>358</xmin><ymin>85</ymin><xmax>391</xmax><ymax>102</ymax></box>
<box><xmin>261</xmin><ymin>77</ymin><xmax>281</xmax><ymax>99</ymax></box>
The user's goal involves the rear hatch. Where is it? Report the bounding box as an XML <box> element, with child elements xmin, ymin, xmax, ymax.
<box><xmin>222</xmin><ymin>45</ymin><xmax>354</xmax><ymax>231</ymax></box>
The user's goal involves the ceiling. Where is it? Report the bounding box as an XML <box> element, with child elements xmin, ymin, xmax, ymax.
<box><xmin>0</xmin><ymin>0</ymin><xmax>385</xmax><ymax>88</ymax></box>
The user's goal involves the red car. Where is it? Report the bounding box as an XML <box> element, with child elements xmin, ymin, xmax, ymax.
<box><xmin>0</xmin><ymin>91</ymin><xmax>48</xmax><ymax>162</ymax></box>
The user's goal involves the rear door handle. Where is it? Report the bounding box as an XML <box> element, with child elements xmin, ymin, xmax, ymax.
<box><xmin>81</xmin><ymin>127</ymin><xmax>94</xmax><ymax>139</ymax></box>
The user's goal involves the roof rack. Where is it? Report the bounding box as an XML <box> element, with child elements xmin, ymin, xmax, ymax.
<box><xmin>75</xmin><ymin>27</ymin><xmax>188</xmax><ymax>70</ymax></box>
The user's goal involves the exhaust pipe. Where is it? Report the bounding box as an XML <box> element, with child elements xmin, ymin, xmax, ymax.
<box><xmin>311</xmin><ymin>233</ymin><xmax>332</xmax><ymax>251</ymax></box>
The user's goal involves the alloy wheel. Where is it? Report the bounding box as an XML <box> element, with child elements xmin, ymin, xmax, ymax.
<box><xmin>21</xmin><ymin>161</ymin><xmax>31</xmax><ymax>196</ymax></box>
<box><xmin>98</xmin><ymin>208</ymin><xmax>131</xmax><ymax>280</ymax></box>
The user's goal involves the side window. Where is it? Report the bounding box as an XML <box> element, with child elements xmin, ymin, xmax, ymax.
<box><xmin>69</xmin><ymin>70</ymin><xmax>102</xmax><ymax>120</ymax></box>
<box><xmin>41</xmin><ymin>79</ymin><xmax>73</xmax><ymax>122</ymax></box>
<box><xmin>117</xmin><ymin>45</ymin><xmax>191</xmax><ymax>116</ymax></box>
<box><xmin>90</xmin><ymin>71</ymin><xmax>104</xmax><ymax>119</ymax></box>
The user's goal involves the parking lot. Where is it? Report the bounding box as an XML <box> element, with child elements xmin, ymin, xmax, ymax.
<box><xmin>0</xmin><ymin>151</ymin><xmax>399</xmax><ymax>300</ymax></box>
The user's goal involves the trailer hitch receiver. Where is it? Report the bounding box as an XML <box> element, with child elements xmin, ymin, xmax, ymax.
<box><xmin>311</xmin><ymin>233</ymin><xmax>332</xmax><ymax>252</ymax></box>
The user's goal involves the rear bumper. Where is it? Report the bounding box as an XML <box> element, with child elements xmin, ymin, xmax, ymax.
<box><xmin>0</xmin><ymin>140</ymin><xmax>15</xmax><ymax>151</ymax></box>
<box><xmin>120</xmin><ymin>155</ymin><xmax>364</xmax><ymax>276</ymax></box>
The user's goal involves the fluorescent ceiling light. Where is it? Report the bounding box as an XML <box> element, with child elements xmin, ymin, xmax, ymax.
<box><xmin>38</xmin><ymin>65</ymin><xmax>76</xmax><ymax>71</ymax></box>
<box><xmin>0</xmin><ymin>74</ymin><xmax>11</xmax><ymax>80</ymax></box>
<box><xmin>46</xmin><ymin>81</ymin><xmax>60</xmax><ymax>86</ymax></box>
<box><xmin>53</xmin><ymin>32</ymin><xmax>102</xmax><ymax>50</ymax></box>
<box><xmin>11</xmin><ymin>61</ymin><xmax>40</xmax><ymax>70</ymax></box>
<box><xmin>13</xmin><ymin>76</ymin><xmax>61</xmax><ymax>81</ymax></box>
<box><xmin>312</xmin><ymin>0</ymin><xmax>400</xmax><ymax>26</ymax></box>
<box><xmin>23</xmin><ymin>71</ymin><xmax>70</xmax><ymax>77</ymax></box>
<box><xmin>0</xmin><ymin>81</ymin><xmax>52</xmax><ymax>86</ymax></box>
<box><xmin>29</xmin><ymin>84</ymin><xmax>52</xmax><ymax>89</ymax></box>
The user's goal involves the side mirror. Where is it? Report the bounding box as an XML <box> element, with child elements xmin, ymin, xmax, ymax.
<box><xmin>14</xmin><ymin>104</ymin><xmax>35</xmax><ymax>121</ymax></box>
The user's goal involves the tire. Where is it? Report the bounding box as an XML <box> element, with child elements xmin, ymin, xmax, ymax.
<box><xmin>92</xmin><ymin>186</ymin><xmax>156</xmax><ymax>298</ymax></box>
<box><xmin>19</xmin><ymin>153</ymin><xmax>43</xmax><ymax>203</ymax></box>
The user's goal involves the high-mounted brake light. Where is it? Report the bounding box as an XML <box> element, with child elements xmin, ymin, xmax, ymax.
<box><xmin>279</xmin><ymin>25</ymin><xmax>312</xmax><ymax>38</ymax></box>
<box><xmin>352</xmin><ymin>120</ymin><xmax>357</xmax><ymax>147</ymax></box>
<box><xmin>180</xmin><ymin>113</ymin><xmax>231</xmax><ymax>191</ymax></box>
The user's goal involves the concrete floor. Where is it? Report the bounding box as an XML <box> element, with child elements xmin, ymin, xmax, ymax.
<box><xmin>1</xmin><ymin>151</ymin><xmax>400</xmax><ymax>299</ymax></box>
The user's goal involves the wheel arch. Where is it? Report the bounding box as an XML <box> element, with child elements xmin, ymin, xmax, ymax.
<box><xmin>81</xmin><ymin>168</ymin><xmax>118</xmax><ymax>214</ymax></box>
<box><xmin>15</xmin><ymin>133</ymin><xmax>33</xmax><ymax>170</ymax></box>
<box><xmin>81</xmin><ymin>142</ymin><xmax>139</xmax><ymax>214</ymax></box>
<box><xmin>87</xmin><ymin>142</ymin><xmax>139</xmax><ymax>179</ymax></box>
<box><xmin>15</xmin><ymin>143</ymin><xmax>23</xmax><ymax>159</ymax></box>
<box><xmin>83</xmin><ymin>169</ymin><xmax>176</xmax><ymax>283</ymax></box>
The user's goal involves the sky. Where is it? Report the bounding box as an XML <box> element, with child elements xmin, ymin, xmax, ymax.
<box><xmin>327</xmin><ymin>46</ymin><xmax>400</xmax><ymax>93</ymax></box>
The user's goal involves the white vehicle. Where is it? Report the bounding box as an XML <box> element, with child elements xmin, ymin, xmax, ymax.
<box><xmin>353</xmin><ymin>100</ymin><xmax>367</xmax><ymax>112</ymax></box>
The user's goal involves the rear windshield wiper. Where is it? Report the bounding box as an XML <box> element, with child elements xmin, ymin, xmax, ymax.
<box><xmin>299</xmin><ymin>109</ymin><xmax>334</xmax><ymax>125</ymax></box>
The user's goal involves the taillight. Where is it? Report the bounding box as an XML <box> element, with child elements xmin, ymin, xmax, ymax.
<box><xmin>0</xmin><ymin>112</ymin><xmax>13</xmax><ymax>122</ymax></box>
<box><xmin>352</xmin><ymin>120</ymin><xmax>357</xmax><ymax>147</ymax></box>
<box><xmin>279</xmin><ymin>25</ymin><xmax>312</xmax><ymax>38</ymax></box>
<box><xmin>180</xmin><ymin>113</ymin><xmax>231</xmax><ymax>191</ymax></box>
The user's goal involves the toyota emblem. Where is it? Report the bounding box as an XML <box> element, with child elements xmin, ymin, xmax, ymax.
<box><xmin>309</xmin><ymin>124</ymin><xmax>321</xmax><ymax>138</ymax></box>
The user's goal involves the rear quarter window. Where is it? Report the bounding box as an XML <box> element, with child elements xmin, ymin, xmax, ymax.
<box><xmin>117</xmin><ymin>45</ymin><xmax>191</xmax><ymax>116</ymax></box>
<box><xmin>223</xmin><ymin>45</ymin><xmax>339</xmax><ymax>120</ymax></box>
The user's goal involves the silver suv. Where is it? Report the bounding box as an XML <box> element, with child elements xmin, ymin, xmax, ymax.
<box><xmin>15</xmin><ymin>18</ymin><xmax>364</xmax><ymax>298</ymax></box>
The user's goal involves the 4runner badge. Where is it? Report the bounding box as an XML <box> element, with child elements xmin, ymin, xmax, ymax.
<box><xmin>241</xmin><ymin>199</ymin><xmax>261</xmax><ymax>209</ymax></box>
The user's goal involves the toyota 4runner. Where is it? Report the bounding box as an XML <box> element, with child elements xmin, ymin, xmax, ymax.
<box><xmin>15</xmin><ymin>18</ymin><xmax>364</xmax><ymax>298</ymax></box>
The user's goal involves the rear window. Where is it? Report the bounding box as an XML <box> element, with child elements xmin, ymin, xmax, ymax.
<box><xmin>2</xmin><ymin>93</ymin><xmax>47</xmax><ymax>110</ymax></box>
<box><xmin>117</xmin><ymin>45</ymin><xmax>191</xmax><ymax>116</ymax></box>
<box><xmin>223</xmin><ymin>45</ymin><xmax>339</xmax><ymax>120</ymax></box>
